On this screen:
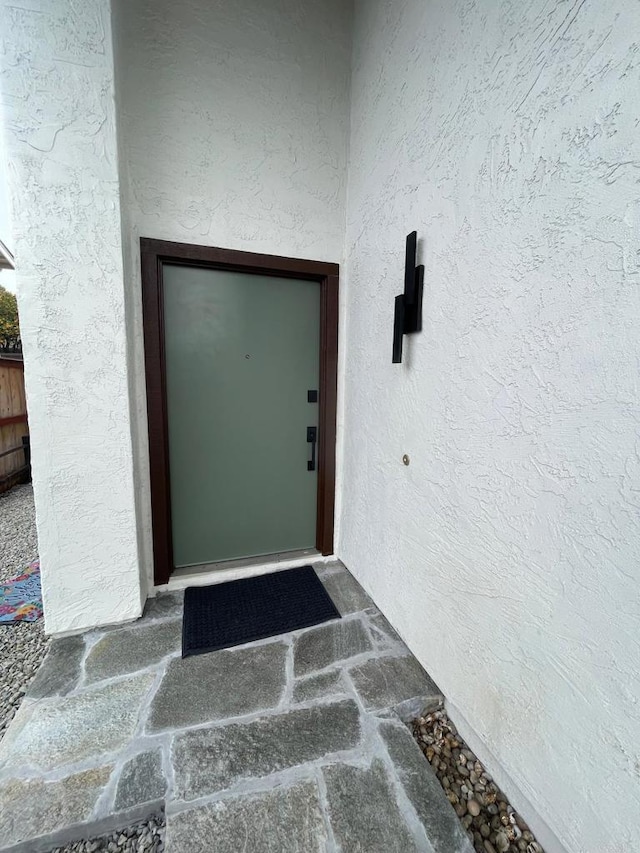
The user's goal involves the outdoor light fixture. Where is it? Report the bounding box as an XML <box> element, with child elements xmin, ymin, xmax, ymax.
<box><xmin>392</xmin><ymin>231</ymin><xmax>424</xmax><ymax>363</ymax></box>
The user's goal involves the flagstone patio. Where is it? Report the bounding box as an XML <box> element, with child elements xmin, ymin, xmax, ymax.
<box><xmin>0</xmin><ymin>562</ymin><xmax>472</xmax><ymax>853</ymax></box>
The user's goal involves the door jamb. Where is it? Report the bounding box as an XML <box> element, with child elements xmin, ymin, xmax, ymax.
<box><xmin>140</xmin><ymin>237</ymin><xmax>339</xmax><ymax>586</ymax></box>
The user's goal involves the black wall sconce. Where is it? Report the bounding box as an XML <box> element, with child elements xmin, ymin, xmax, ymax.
<box><xmin>392</xmin><ymin>231</ymin><xmax>424</xmax><ymax>363</ymax></box>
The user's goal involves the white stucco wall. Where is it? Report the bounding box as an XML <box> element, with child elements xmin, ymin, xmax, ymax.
<box><xmin>0</xmin><ymin>0</ymin><xmax>142</xmax><ymax>633</ymax></box>
<box><xmin>0</xmin><ymin>105</ymin><xmax>12</xmax><ymax>257</ymax></box>
<box><xmin>340</xmin><ymin>1</ymin><xmax>640</xmax><ymax>850</ymax></box>
<box><xmin>111</xmin><ymin>0</ymin><xmax>353</xmax><ymax>591</ymax></box>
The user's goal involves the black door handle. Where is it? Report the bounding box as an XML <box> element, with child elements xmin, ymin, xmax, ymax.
<box><xmin>307</xmin><ymin>426</ymin><xmax>317</xmax><ymax>471</ymax></box>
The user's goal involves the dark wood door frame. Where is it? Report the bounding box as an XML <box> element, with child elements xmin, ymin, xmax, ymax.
<box><xmin>140</xmin><ymin>237</ymin><xmax>339</xmax><ymax>586</ymax></box>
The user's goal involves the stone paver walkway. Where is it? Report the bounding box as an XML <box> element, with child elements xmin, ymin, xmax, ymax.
<box><xmin>0</xmin><ymin>562</ymin><xmax>472</xmax><ymax>853</ymax></box>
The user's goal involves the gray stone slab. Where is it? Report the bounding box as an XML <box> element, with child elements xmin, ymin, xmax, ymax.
<box><xmin>293</xmin><ymin>669</ymin><xmax>344</xmax><ymax>702</ymax></box>
<box><xmin>323</xmin><ymin>758</ymin><xmax>426</xmax><ymax>852</ymax></box>
<box><xmin>380</xmin><ymin>721</ymin><xmax>474</xmax><ymax>853</ymax></box>
<box><xmin>349</xmin><ymin>654</ymin><xmax>439</xmax><ymax>712</ymax></box>
<box><xmin>293</xmin><ymin>618</ymin><xmax>372</xmax><ymax>677</ymax></box>
<box><xmin>114</xmin><ymin>748</ymin><xmax>166</xmax><ymax>812</ymax></box>
<box><xmin>321</xmin><ymin>567</ymin><xmax>373</xmax><ymax>614</ymax></box>
<box><xmin>0</xmin><ymin>765</ymin><xmax>112</xmax><ymax>850</ymax></box>
<box><xmin>166</xmin><ymin>780</ymin><xmax>327</xmax><ymax>853</ymax></box>
<box><xmin>143</xmin><ymin>591</ymin><xmax>184</xmax><ymax>620</ymax></box>
<box><xmin>368</xmin><ymin>610</ymin><xmax>406</xmax><ymax>651</ymax></box>
<box><xmin>172</xmin><ymin>698</ymin><xmax>361</xmax><ymax>800</ymax></box>
<box><xmin>84</xmin><ymin>619</ymin><xmax>182</xmax><ymax>683</ymax></box>
<box><xmin>0</xmin><ymin>673</ymin><xmax>154</xmax><ymax>773</ymax></box>
<box><xmin>25</xmin><ymin>635</ymin><xmax>85</xmax><ymax>699</ymax></box>
<box><xmin>314</xmin><ymin>560</ymin><xmax>346</xmax><ymax>578</ymax></box>
<box><xmin>147</xmin><ymin>641</ymin><xmax>287</xmax><ymax>733</ymax></box>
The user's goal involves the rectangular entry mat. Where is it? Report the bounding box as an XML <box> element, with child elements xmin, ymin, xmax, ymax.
<box><xmin>182</xmin><ymin>565</ymin><xmax>341</xmax><ymax>657</ymax></box>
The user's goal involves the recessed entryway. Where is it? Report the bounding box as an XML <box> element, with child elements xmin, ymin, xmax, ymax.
<box><xmin>140</xmin><ymin>239</ymin><xmax>339</xmax><ymax>586</ymax></box>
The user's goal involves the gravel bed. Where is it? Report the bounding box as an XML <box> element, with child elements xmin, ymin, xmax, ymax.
<box><xmin>51</xmin><ymin>813</ymin><xmax>165</xmax><ymax>853</ymax></box>
<box><xmin>0</xmin><ymin>483</ymin><xmax>38</xmax><ymax>582</ymax></box>
<box><xmin>0</xmin><ymin>483</ymin><xmax>49</xmax><ymax>741</ymax></box>
<box><xmin>412</xmin><ymin>708</ymin><xmax>544</xmax><ymax>853</ymax></box>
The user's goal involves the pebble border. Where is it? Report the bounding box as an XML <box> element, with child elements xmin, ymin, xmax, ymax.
<box><xmin>411</xmin><ymin>709</ymin><xmax>544</xmax><ymax>853</ymax></box>
<box><xmin>50</xmin><ymin>813</ymin><xmax>165</xmax><ymax>853</ymax></box>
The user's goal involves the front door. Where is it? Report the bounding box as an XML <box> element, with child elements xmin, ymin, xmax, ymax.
<box><xmin>162</xmin><ymin>264</ymin><xmax>320</xmax><ymax>569</ymax></box>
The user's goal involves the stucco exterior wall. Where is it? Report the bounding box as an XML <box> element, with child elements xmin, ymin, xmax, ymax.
<box><xmin>0</xmin><ymin>106</ymin><xmax>11</xmax><ymax>254</ymax></box>
<box><xmin>111</xmin><ymin>0</ymin><xmax>352</xmax><ymax>591</ymax></box>
<box><xmin>340</xmin><ymin>1</ymin><xmax>640</xmax><ymax>850</ymax></box>
<box><xmin>0</xmin><ymin>0</ymin><xmax>143</xmax><ymax>633</ymax></box>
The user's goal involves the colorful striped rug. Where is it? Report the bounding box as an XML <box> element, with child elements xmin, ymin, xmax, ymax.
<box><xmin>0</xmin><ymin>560</ymin><xmax>42</xmax><ymax>623</ymax></box>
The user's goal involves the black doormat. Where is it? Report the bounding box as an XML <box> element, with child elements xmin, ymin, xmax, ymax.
<box><xmin>182</xmin><ymin>565</ymin><xmax>341</xmax><ymax>658</ymax></box>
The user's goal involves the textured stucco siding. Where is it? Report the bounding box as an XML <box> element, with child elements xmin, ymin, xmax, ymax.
<box><xmin>111</xmin><ymin>0</ymin><xmax>353</xmax><ymax>591</ymax></box>
<box><xmin>340</xmin><ymin>1</ymin><xmax>640</xmax><ymax>850</ymax></box>
<box><xmin>0</xmin><ymin>0</ymin><xmax>143</xmax><ymax>633</ymax></box>
<box><xmin>0</xmin><ymin>110</ymin><xmax>11</xmax><ymax>251</ymax></box>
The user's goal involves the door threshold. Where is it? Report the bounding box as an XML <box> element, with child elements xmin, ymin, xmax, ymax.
<box><xmin>162</xmin><ymin>549</ymin><xmax>335</xmax><ymax>593</ymax></box>
<box><xmin>174</xmin><ymin>548</ymin><xmax>319</xmax><ymax>577</ymax></box>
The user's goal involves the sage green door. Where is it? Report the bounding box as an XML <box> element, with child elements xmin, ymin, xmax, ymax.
<box><xmin>162</xmin><ymin>264</ymin><xmax>320</xmax><ymax>568</ymax></box>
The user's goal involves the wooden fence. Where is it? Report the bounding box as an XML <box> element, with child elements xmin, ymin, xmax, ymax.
<box><xmin>0</xmin><ymin>357</ymin><xmax>30</xmax><ymax>493</ymax></box>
